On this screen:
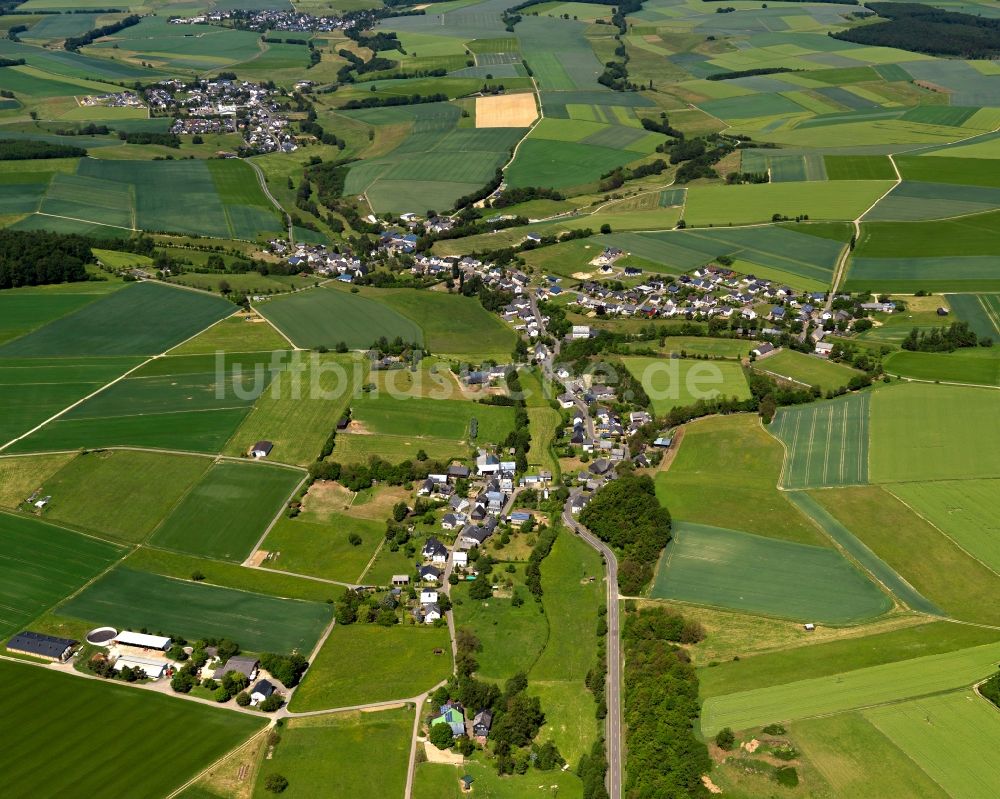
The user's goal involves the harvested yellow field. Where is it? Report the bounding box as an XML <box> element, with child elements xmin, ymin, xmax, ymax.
<box><xmin>476</xmin><ymin>93</ymin><xmax>538</xmax><ymax>128</ymax></box>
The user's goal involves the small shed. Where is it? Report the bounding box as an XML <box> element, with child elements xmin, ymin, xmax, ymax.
<box><xmin>250</xmin><ymin>440</ymin><xmax>273</xmax><ymax>459</ymax></box>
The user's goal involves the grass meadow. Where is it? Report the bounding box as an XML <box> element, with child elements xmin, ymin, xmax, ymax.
<box><xmin>700</xmin><ymin>638</ymin><xmax>1000</xmax><ymax>736</ymax></box>
<box><xmin>252</xmin><ymin>708</ymin><xmax>412</xmax><ymax>799</ymax></box>
<box><xmin>37</xmin><ymin>449</ymin><xmax>211</xmax><ymax>543</ymax></box>
<box><xmin>698</xmin><ymin>620</ymin><xmax>999</xmax><ymax>699</ymax></box>
<box><xmin>622</xmin><ymin>356</ymin><xmax>751</xmax><ymax>415</ymax></box>
<box><xmin>413</xmin><ymin>759</ymin><xmax>585</xmax><ymax>799</ymax></box>
<box><xmin>754</xmin><ymin>349</ymin><xmax>863</xmax><ymax>392</ymax></box>
<box><xmin>788</xmin><ymin>713</ymin><xmax>952</xmax><ymax>799</ymax></box>
<box><xmin>650</xmin><ymin>522</ymin><xmax>890</xmax><ymax>623</ymax></box>
<box><xmin>226</xmin><ymin>352</ymin><xmax>361</xmax><ymax>466</ymax></box>
<box><xmin>290</xmin><ymin>624</ymin><xmax>452</xmax><ymax>710</ymax></box>
<box><xmin>258</xmin><ymin>286</ymin><xmax>422</xmax><ymax>350</ymax></box>
<box><xmin>171</xmin><ymin>314</ymin><xmax>290</xmax><ymax>355</ymax></box>
<box><xmin>369</xmin><ymin>287</ymin><xmax>517</xmax><ymax>358</ymax></box>
<box><xmin>0</xmin><ymin>452</ymin><xmax>74</xmax><ymax>508</ymax></box>
<box><xmin>810</xmin><ymin>487</ymin><xmax>1000</xmax><ymax>627</ymax></box>
<box><xmin>864</xmin><ymin>691</ymin><xmax>1000</xmax><ymax>797</ymax></box>
<box><xmin>0</xmin><ymin>512</ymin><xmax>124</xmax><ymax>637</ymax></box>
<box><xmin>768</xmin><ymin>391</ymin><xmax>870</xmax><ymax>489</ymax></box>
<box><xmin>869</xmin><ymin>382</ymin><xmax>1000</xmax><ymax>482</ymax></box>
<box><xmin>262</xmin><ymin>514</ymin><xmax>386</xmax><ymax>584</ymax></box>
<box><xmin>0</xmin><ymin>281</ymin><xmax>233</xmax><ymax>358</ymax></box>
<box><xmin>889</xmin><ymin>479</ymin><xmax>1000</xmax><ymax>573</ymax></box>
<box><xmin>529</xmin><ymin>530</ymin><xmax>604</xmax><ymax>765</ymax></box>
<box><xmin>3</xmin><ymin>660</ymin><xmax>263</xmax><ymax>798</ymax></box>
<box><xmin>57</xmin><ymin>567</ymin><xmax>331</xmax><ymax>653</ymax></box>
<box><xmin>149</xmin><ymin>461</ymin><xmax>303</xmax><ymax>562</ymax></box>
<box><xmin>656</xmin><ymin>414</ymin><xmax>822</xmax><ymax>545</ymax></box>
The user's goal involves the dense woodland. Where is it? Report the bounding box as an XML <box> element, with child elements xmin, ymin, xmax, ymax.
<box><xmin>832</xmin><ymin>3</ymin><xmax>1000</xmax><ymax>58</ymax></box>
<box><xmin>0</xmin><ymin>229</ymin><xmax>93</xmax><ymax>288</ymax></box>
<box><xmin>579</xmin><ymin>474</ymin><xmax>672</xmax><ymax>594</ymax></box>
<box><xmin>0</xmin><ymin>138</ymin><xmax>86</xmax><ymax>159</ymax></box>
<box><xmin>901</xmin><ymin>321</ymin><xmax>991</xmax><ymax>352</ymax></box>
<box><xmin>622</xmin><ymin>606</ymin><xmax>710</xmax><ymax>798</ymax></box>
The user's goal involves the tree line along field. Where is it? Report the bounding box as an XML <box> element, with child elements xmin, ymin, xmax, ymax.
<box><xmin>3</xmin><ymin>660</ymin><xmax>264</xmax><ymax>799</ymax></box>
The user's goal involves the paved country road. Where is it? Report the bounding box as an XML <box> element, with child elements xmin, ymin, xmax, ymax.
<box><xmin>563</xmin><ymin>506</ymin><xmax>622</xmax><ymax>799</ymax></box>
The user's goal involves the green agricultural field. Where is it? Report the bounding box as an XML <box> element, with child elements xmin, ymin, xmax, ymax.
<box><xmin>171</xmin><ymin>314</ymin><xmax>291</xmax><ymax>355</ymax></box>
<box><xmin>252</xmin><ymin>708</ymin><xmax>412</xmax><ymax>799</ymax></box>
<box><xmin>896</xmin><ymin>155</ymin><xmax>1000</xmax><ymax>188</ymax></box>
<box><xmin>57</xmin><ymin>567</ymin><xmax>331</xmax><ymax>653</ymax></box>
<box><xmin>262</xmin><ymin>514</ymin><xmax>385</xmax><ymax>584</ymax></box>
<box><xmin>38</xmin><ymin>449</ymin><xmax>211</xmax><ymax>543</ymax></box>
<box><xmin>869</xmin><ymin>382</ymin><xmax>1000</xmax><ymax>482</ymax></box>
<box><xmin>656</xmin><ymin>414</ymin><xmax>822</xmax><ymax>545</ymax></box>
<box><xmin>889</xmin><ymin>479</ymin><xmax>1000</xmax><ymax>573</ymax></box>
<box><xmin>123</xmin><ymin>547</ymin><xmax>340</xmax><ymax>604</ymax></box>
<box><xmin>13</xmin><ymin>352</ymin><xmax>283</xmax><ymax>455</ymax></box>
<box><xmin>823</xmin><ymin>154</ymin><xmax>897</xmax><ymax>180</ymax></box>
<box><xmin>0</xmin><ymin>452</ymin><xmax>73</xmax><ymax>508</ymax></box>
<box><xmin>790</xmin><ymin>713</ymin><xmax>951</xmax><ymax>799</ymax></box>
<box><xmin>811</xmin><ymin>487</ymin><xmax>1000</xmax><ymax>626</ymax></box>
<box><xmin>602</xmin><ymin>224</ymin><xmax>846</xmax><ymax>291</ymax></box>
<box><xmin>769</xmin><ymin>391</ymin><xmax>870</xmax><ymax>489</ymax></box>
<box><xmin>3</xmin><ymin>660</ymin><xmax>264</xmax><ymax>798</ymax></box>
<box><xmin>0</xmin><ymin>283</ymin><xmax>119</xmax><ymax>346</ymax></box>
<box><xmin>258</xmin><ymin>286</ymin><xmax>422</xmax><ymax>350</ymax></box>
<box><xmin>622</xmin><ymin>356</ymin><xmax>751</xmax><ymax>415</ymax></box>
<box><xmin>698</xmin><ymin>621</ymin><xmax>999</xmax><ymax>699</ymax></box>
<box><xmin>506</xmin><ymin>138</ymin><xmax>640</xmax><ymax>191</ymax></box>
<box><xmin>0</xmin><ymin>354</ymin><xmax>143</xmax><ymax>448</ymax></box>
<box><xmin>649</xmin><ymin>522</ymin><xmax>890</xmax><ymax>623</ymax></box>
<box><xmin>854</xmin><ymin>209</ymin><xmax>1000</xmax><ymax>259</ymax></box>
<box><xmin>683</xmin><ymin>181</ymin><xmax>893</xmax><ymax>226</ymax></box>
<box><xmin>754</xmin><ymin>349</ymin><xmax>863</xmax><ymax>393</ymax></box>
<box><xmin>149</xmin><ymin>461</ymin><xmax>303</xmax><ymax>562</ymax></box>
<box><xmin>85</xmin><ymin>17</ymin><xmax>265</xmax><ymax>71</ymax></box>
<box><xmin>339</xmin><ymin>391</ymin><xmax>515</xmax><ymax>462</ymax></box>
<box><xmin>0</xmin><ymin>512</ymin><xmax>124</xmax><ymax>636</ymax></box>
<box><xmin>700</xmin><ymin>638</ymin><xmax>1000</xmax><ymax>736</ymax></box>
<box><xmin>648</xmin><ymin>336</ymin><xmax>758</xmax><ymax>359</ymax></box>
<box><xmin>884</xmin><ymin>350</ymin><xmax>1000</xmax><ymax>387</ymax></box>
<box><xmin>864</xmin><ymin>691</ymin><xmax>1000</xmax><ymax>798</ymax></box>
<box><xmin>291</xmin><ymin>624</ymin><xmax>452</xmax><ymax>710</ymax></box>
<box><xmin>226</xmin><ymin>352</ymin><xmax>361</xmax><ymax>466</ymax></box>
<box><xmin>947</xmin><ymin>293</ymin><xmax>1000</xmax><ymax>340</ymax></box>
<box><xmin>0</xmin><ymin>281</ymin><xmax>233</xmax><ymax>358</ymax></box>
<box><xmin>369</xmin><ymin>288</ymin><xmax>517</xmax><ymax>358</ymax></box>
<box><xmin>788</xmin><ymin>491</ymin><xmax>941</xmax><ymax>616</ymax></box>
